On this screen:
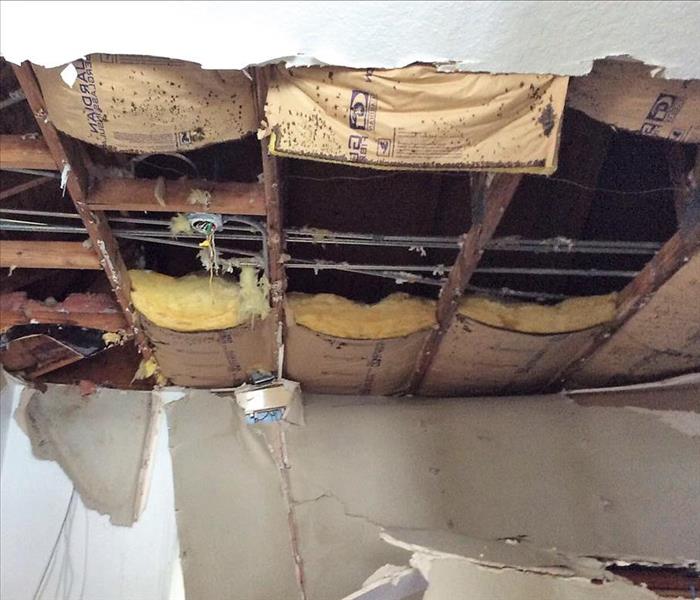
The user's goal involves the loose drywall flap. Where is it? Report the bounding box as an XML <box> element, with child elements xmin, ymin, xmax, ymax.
<box><xmin>33</xmin><ymin>55</ymin><xmax>256</xmax><ymax>153</ymax></box>
<box><xmin>142</xmin><ymin>315</ymin><xmax>275</xmax><ymax>387</ymax></box>
<box><xmin>284</xmin><ymin>305</ymin><xmax>429</xmax><ymax>395</ymax></box>
<box><xmin>419</xmin><ymin>313</ymin><xmax>603</xmax><ymax>396</ymax></box>
<box><xmin>568</xmin><ymin>59</ymin><xmax>700</xmax><ymax>143</ymax></box>
<box><xmin>265</xmin><ymin>65</ymin><xmax>568</xmax><ymax>174</ymax></box>
<box><xmin>14</xmin><ymin>384</ymin><xmax>158</xmax><ymax>526</ymax></box>
<box><xmin>165</xmin><ymin>390</ymin><xmax>298</xmax><ymax>600</ymax></box>
<box><xmin>375</xmin><ymin>530</ymin><xmax>664</xmax><ymax>600</ymax></box>
<box><xmin>570</xmin><ymin>253</ymin><xmax>700</xmax><ymax>388</ymax></box>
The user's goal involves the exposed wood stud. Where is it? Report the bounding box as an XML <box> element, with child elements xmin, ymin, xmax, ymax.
<box><xmin>1</xmin><ymin>291</ymin><xmax>128</xmax><ymax>332</ymax></box>
<box><xmin>0</xmin><ymin>175</ymin><xmax>55</xmax><ymax>201</ymax></box>
<box><xmin>667</xmin><ymin>143</ymin><xmax>696</xmax><ymax>224</ymax></box>
<box><xmin>0</xmin><ymin>240</ymin><xmax>101</xmax><ymax>270</ymax></box>
<box><xmin>555</xmin><ymin>173</ymin><xmax>700</xmax><ymax>387</ymax></box>
<box><xmin>407</xmin><ymin>174</ymin><xmax>523</xmax><ymax>394</ymax></box>
<box><xmin>88</xmin><ymin>178</ymin><xmax>267</xmax><ymax>215</ymax></box>
<box><xmin>11</xmin><ymin>62</ymin><xmax>153</xmax><ymax>360</ymax></box>
<box><xmin>0</xmin><ymin>134</ymin><xmax>57</xmax><ymax>171</ymax></box>
<box><xmin>253</xmin><ymin>65</ymin><xmax>288</xmax><ymax>374</ymax></box>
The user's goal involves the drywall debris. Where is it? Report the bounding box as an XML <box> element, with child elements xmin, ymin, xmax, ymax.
<box><xmin>342</xmin><ymin>565</ymin><xmax>427</xmax><ymax>600</ymax></box>
<box><xmin>14</xmin><ymin>384</ymin><xmax>157</xmax><ymax>526</ymax></box>
<box><xmin>59</xmin><ymin>163</ymin><xmax>71</xmax><ymax>196</ymax></box>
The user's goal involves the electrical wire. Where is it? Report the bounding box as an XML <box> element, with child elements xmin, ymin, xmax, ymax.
<box><xmin>286</xmin><ymin>172</ymin><xmax>684</xmax><ymax>196</ymax></box>
<box><xmin>33</xmin><ymin>487</ymin><xmax>76</xmax><ymax>600</ymax></box>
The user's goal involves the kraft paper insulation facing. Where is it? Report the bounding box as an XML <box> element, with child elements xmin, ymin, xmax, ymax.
<box><xmin>33</xmin><ymin>54</ymin><xmax>256</xmax><ymax>153</ymax></box>
<box><xmin>571</xmin><ymin>253</ymin><xmax>700</xmax><ymax>388</ymax></box>
<box><xmin>568</xmin><ymin>59</ymin><xmax>700</xmax><ymax>143</ymax></box>
<box><xmin>129</xmin><ymin>268</ymin><xmax>269</xmax><ymax>332</ymax></box>
<box><xmin>265</xmin><ymin>65</ymin><xmax>569</xmax><ymax>173</ymax></box>
<box><xmin>164</xmin><ymin>387</ymin><xmax>700</xmax><ymax>600</ymax></box>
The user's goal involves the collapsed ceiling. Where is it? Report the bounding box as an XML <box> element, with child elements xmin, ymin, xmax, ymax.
<box><xmin>0</xmin><ymin>55</ymin><xmax>698</xmax><ymax>395</ymax></box>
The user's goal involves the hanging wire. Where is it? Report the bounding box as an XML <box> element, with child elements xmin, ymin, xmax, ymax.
<box><xmin>33</xmin><ymin>488</ymin><xmax>76</xmax><ymax>600</ymax></box>
<box><xmin>286</xmin><ymin>172</ymin><xmax>683</xmax><ymax>196</ymax></box>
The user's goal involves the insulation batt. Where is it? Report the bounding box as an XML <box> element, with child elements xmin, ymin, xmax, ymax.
<box><xmin>129</xmin><ymin>268</ymin><xmax>269</xmax><ymax>332</ymax></box>
<box><xmin>289</xmin><ymin>292</ymin><xmax>617</xmax><ymax>339</ymax></box>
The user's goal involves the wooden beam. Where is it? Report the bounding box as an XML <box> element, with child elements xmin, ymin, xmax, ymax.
<box><xmin>12</xmin><ymin>62</ymin><xmax>153</xmax><ymax>360</ymax></box>
<box><xmin>407</xmin><ymin>174</ymin><xmax>523</xmax><ymax>393</ymax></box>
<box><xmin>87</xmin><ymin>177</ymin><xmax>266</xmax><ymax>215</ymax></box>
<box><xmin>0</xmin><ymin>134</ymin><xmax>57</xmax><ymax>171</ymax></box>
<box><xmin>1</xmin><ymin>291</ymin><xmax>128</xmax><ymax>332</ymax></box>
<box><xmin>0</xmin><ymin>240</ymin><xmax>101</xmax><ymax>270</ymax></box>
<box><xmin>555</xmin><ymin>183</ymin><xmax>700</xmax><ymax>387</ymax></box>
<box><xmin>0</xmin><ymin>175</ymin><xmax>54</xmax><ymax>200</ymax></box>
<box><xmin>253</xmin><ymin>66</ymin><xmax>287</xmax><ymax>374</ymax></box>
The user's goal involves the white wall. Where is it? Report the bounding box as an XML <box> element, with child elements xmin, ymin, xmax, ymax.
<box><xmin>1</xmin><ymin>1</ymin><xmax>699</xmax><ymax>78</ymax></box>
<box><xmin>0</xmin><ymin>377</ymin><xmax>184</xmax><ymax>600</ymax></box>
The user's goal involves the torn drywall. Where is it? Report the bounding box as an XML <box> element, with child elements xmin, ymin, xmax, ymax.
<box><xmin>344</xmin><ymin>530</ymin><xmax>691</xmax><ymax>599</ymax></box>
<box><xmin>2</xmin><ymin>2</ymin><xmax>700</xmax><ymax>79</ymax></box>
<box><xmin>165</xmin><ymin>390</ymin><xmax>298</xmax><ymax>600</ymax></box>
<box><xmin>14</xmin><ymin>383</ymin><xmax>158</xmax><ymax>526</ymax></box>
<box><xmin>164</xmin><ymin>386</ymin><xmax>699</xmax><ymax>600</ymax></box>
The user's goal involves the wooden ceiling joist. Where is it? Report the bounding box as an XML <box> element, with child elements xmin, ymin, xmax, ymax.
<box><xmin>88</xmin><ymin>178</ymin><xmax>266</xmax><ymax>215</ymax></box>
<box><xmin>1</xmin><ymin>291</ymin><xmax>128</xmax><ymax>332</ymax></box>
<box><xmin>11</xmin><ymin>62</ymin><xmax>153</xmax><ymax>360</ymax></box>
<box><xmin>407</xmin><ymin>174</ymin><xmax>523</xmax><ymax>394</ymax></box>
<box><xmin>0</xmin><ymin>240</ymin><xmax>101</xmax><ymax>270</ymax></box>
<box><xmin>0</xmin><ymin>175</ymin><xmax>55</xmax><ymax>201</ymax></box>
<box><xmin>254</xmin><ymin>66</ymin><xmax>288</xmax><ymax>374</ymax></box>
<box><xmin>555</xmin><ymin>168</ymin><xmax>700</xmax><ymax>387</ymax></box>
<box><xmin>0</xmin><ymin>134</ymin><xmax>56</xmax><ymax>171</ymax></box>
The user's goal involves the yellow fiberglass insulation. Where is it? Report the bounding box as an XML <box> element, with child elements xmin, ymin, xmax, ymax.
<box><xmin>287</xmin><ymin>291</ymin><xmax>617</xmax><ymax>340</ymax></box>
<box><xmin>457</xmin><ymin>293</ymin><xmax>617</xmax><ymax>334</ymax></box>
<box><xmin>288</xmin><ymin>292</ymin><xmax>437</xmax><ymax>339</ymax></box>
<box><xmin>129</xmin><ymin>267</ymin><xmax>269</xmax><ymax>332</ymax></box>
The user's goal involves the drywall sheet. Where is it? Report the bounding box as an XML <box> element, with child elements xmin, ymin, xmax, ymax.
<box><xmin>284</xmin><ymin>390</ymin><xmax>700</xmax><ymax>600</ymax></box>
<box><xmin>419</xmin><ymin>313</ymin><xmax>602</xmax><ymax>396</ymax></box>
<box><xmin>165</xmin><ymin>390</ymin><xmax>298</xmax><ymax>600</ymax></box>
<box><xmin>266</xmin><ymin>65</ymin><xmax>568</xmax><ymax>173</ymax></box>
<box><xmin>4</xmin><ymin>2</ymin><xmax>700</xmax><ymax>79</ymax></box>
<box><xmin>14</xmin><ymin>384</ymin><xmax>155</xmax><ymax>526</ymax></box>
<box><xmin>571</xmin><ymin>254</ymin><xmax>700</xmax><ymax>388</ymax></box>
<box><xmin>569</xmin><ymin>59</ymin><xmax>700</xmax><ymax>143</ymax></box>
<box><xmin>285</xmin><ymin>310</ymin><xmax>429</xmax><ymax>395</ymax></box>
<box><xmin>34</xmin><ymin>54</ymin><xmax>256</xmax><ymax>152</ymax></box>
<box><xmin>142</xmin><ymin>315</ymin><xmax>274</xmax><ymax>387</ymax></box>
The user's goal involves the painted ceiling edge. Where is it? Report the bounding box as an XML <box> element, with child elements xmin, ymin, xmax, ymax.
<box><xmin>1</xmin><ymin>2</ymin><xmax>699</xmax><ymax>78</ymax></box>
